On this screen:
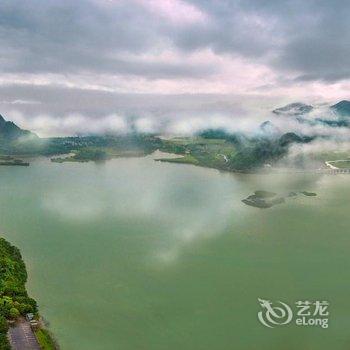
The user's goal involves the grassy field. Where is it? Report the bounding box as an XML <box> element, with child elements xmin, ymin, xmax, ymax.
<box><xmin>159</xmin><ymin>137</ymin><xmax>237</xmax><ymax>170</ymax></box>
<box><xmin>327</xmin><ymin>160</ymin><xmax>350</xmax><ymax>168</ymax></box>
<box><xmin>156</xmin><ymin>154</ymin><xmax>200</xmax><ymax>165</ymax></box>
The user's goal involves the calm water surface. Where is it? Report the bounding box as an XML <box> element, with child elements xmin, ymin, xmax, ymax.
<box><xmin>0</xmin><ymin>154</ymin><xmax>349</xmax><ymax>349</ymax></box>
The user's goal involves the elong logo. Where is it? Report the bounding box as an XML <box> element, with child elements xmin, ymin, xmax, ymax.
<box><xmin>258</xmin><ymin>299</ymin><xmax>293</xmax><ymax>328</ymax></box>
<box><xmin>258</xmin><ymin>298</ymin><xmax>329</xmax><ymax>329</ymax></box>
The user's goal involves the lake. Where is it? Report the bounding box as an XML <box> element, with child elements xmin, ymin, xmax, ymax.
<box><xmin>0</xmin><ymin>153</ymin><xmax>349</xmax><ymax>349</ymax></box>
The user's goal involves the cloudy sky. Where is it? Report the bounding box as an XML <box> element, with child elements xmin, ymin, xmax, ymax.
<box><xmin>0</xmin><ymin>0</ymin><xmax>349</xmax><ymax>136</ymax></box>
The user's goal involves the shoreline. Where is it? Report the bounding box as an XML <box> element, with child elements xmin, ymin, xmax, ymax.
<box><xmin>0</xmin><ymin>150</ymin><xmax>349</xmax><ymax>176</ymax></box>
<box><xmin>0</xmin><ymin>237</ymin><xmax>58</xmax><ymax>349</ymax></box>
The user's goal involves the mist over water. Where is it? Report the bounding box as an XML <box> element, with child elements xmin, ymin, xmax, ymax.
<box><xmin>0</xmin><ymin>155</ymin><xmax>349</xmax><ymax>349</ymax></box>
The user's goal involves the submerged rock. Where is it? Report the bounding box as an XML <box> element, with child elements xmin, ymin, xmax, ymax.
<box><xmin>242</xmin><ymin>191</ymin><xmax>285</xmax><ymax>209</ymax></box>
<box><xmin>242</xmin><ymin>197</ymin><xmax>274</xmax><ymax>208</ymax></box>
<box><xmin>301</xmin><ymin>191</ymin><xmax>317</xmax><ymax>197</ymax></box>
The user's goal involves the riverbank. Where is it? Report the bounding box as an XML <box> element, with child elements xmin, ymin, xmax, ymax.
<box><xmin>0</xmin><ymin>237</ymin><xmax>58</xmax><ymax>349</ymax></box>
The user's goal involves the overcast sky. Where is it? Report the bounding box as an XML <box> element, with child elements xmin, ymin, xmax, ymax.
<box><xmin>0</xmin><ymin>0</ymin><xmax>349</xmax><ymax>136</ymax></box>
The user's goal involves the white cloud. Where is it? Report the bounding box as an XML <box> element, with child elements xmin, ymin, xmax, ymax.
<box><xmin>0</xmin><ymin>99</ymin><xmax>41</xmax><ymax>105</ymax></box>
<box><xmin>136</xmin><ymin>0</ymin><xmax>209</xmax><ymax>25</ymax></box>
<box><xmin>8</xmin><ymin>111</ymin><xmax>129</xmax><ymax>137</ymax></box>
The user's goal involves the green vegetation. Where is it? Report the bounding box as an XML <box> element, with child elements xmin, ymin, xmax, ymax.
<box><xmin>0</xmin><ymin>114</ymin><xmax>37</xmax><ymax>142</ymax></box>
<box><xmin>0</xmin><ymin>315</ymin><xmax>10</xmax><ymax>350</ymax></box>
<box><xmin>242</xmin><ymin>191</ymin><xmax>285</xmax><ymax>209</ymax></box>
<box><xmin>0</xmin><ymin>115</ymin><xmax>162</xmax><ymax>158</ymax></box>
<box><xmin>0</xmin><ymin>238</ymin><xmax>37</xmax><ymax>318</ymax></box>
<box><xmin>52</xmin><ymin>147</ymin><xmax>109</xmax><ymax>163</ymax></box>
<box><xmin>0</xmin><ymin>113</ymin><xmax>324</xmax><ymax>172</ymax></box>
<box><xmin>0</xmin><ymin>237</ymin><xmax>57</xmax><ymax>349</ymax></box>
<box><xmin>158</xmin><ymin>136</ymin><xmax>237</xmax><ymax>169</ymax></box>
<box><xmin>301</xmin><ymin>191</ymin><xmax>317</xmax><ymax>197</ymax></box>
<box><xmin>0</xmin><ymin>125</ymin><xmax>316</xmax><ymax>172</ymax></box>
<box><xmin>50</xmin><ymin>133</ymin><xmax>281</xmax><ymax>171</ymax></box>
<box><xmin>35</xmin><ymin>328</ymin><xmax>58</xmax><ymax>350</ymax></box>
<box><xmin>0</xmin><ymin>238</ymin><xmax>37</xmax><ymax>348</ymax></box>
<box><xmin>156</xmin><ymin>154</ymin><xmax>200</xmax><ymax>166</ymax></box>
<box><xmin>0</xmin><ymin>156</ymin><xmax>29</xmax><ymax>166</ymax></box>
<box><xmin>254</xmin><ymin>191</ymin><xmax>277</xmax><ymax>198</ymax></box>
<box><xmin>5</xmin><ymin>134</ymin><xmax>160</xmax><ymax>158</ymax></box>
<box><xmin>158</xmin><ymin>130</ymin><xmax>307</xmax><ymax>172</ymax></box>
<box><xmin>51</xmin><ymin>146</ymin><xmax>149</xmax><ymax>163</ymax></box>
<box><xmin>326</xmin><ymin>160</ymin><xmax>350</xmax><ymax>169</ymax></box>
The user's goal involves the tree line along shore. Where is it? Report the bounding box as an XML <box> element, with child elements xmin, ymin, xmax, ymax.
<box><xmin>0</xmin><ymin>237</ymin><xmax>58</xmax><ymax>349</ymax></box>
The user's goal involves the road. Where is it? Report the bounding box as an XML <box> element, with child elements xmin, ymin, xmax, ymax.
<box><xmin>8</xmin><ymin>318</ymin><xmax>40</xmax><ymax>350</ymax></box>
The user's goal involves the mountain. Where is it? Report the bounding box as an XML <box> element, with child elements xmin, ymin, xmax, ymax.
<box><xmin>330</xmin><ymin>100</ymin><xmax>350</xmax><ymax>117</ymax></box>
<box><xmin>314</xmin><ymin>100</ymin><xmax>350</xmax><ymax>127</ymax></box>
<box><xmin>271</xmin><ymin>100</ymin><xmax>350</xmax><ymax>129</ymax></box>
<box><xmin>0</xmin><ymin>114</ymin><xmax>37</xmax><ymax>141</ymax></box>
<box><xmin>315</xmin><ymin>118</ymin><xmax>349</xmax><ymax>127</ymax></box>
<box><xmin>273</xmin><ymin>103</ymin><xmax>313</xmax><ymax>116</ymax></box>
<box><xmin>278</xmin><ymin>132</ymin><xmax>313</xmax><ymax>147</ymax></box>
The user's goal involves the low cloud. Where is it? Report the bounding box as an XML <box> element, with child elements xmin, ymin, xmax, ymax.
<box><xmin>289</xmin><ymin>139</ymin><xmax>350</xmax><ymax>157</ymax></box>
<box><xmin>9</xmin><ymin>111</ymin><xmax>129</xmax><ymax>137</ymax></box>
<box><xmin>3</xmin><ymin>95</ymin><xmax>350</xmax><ymax>140</ymax></box>
<box><xmin>0</xmin><ymin>99</ymin><xmax>41</xmax><ymax>105</ymax></box>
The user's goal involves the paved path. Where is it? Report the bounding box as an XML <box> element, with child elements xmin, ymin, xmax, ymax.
<box><xmin>8</xmin><ymin>318</ymin><xmax>40</xmax><ymax>350</ymax></box>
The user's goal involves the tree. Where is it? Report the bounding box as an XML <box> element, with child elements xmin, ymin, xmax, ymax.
<box><xmin>9</xmin><ymin>307</ymin><xmax>20</xmax><ymax>319</ymax></box>
<box><xmin>0</xmin><ymin>316</ymin><xmax>8</xmax><ymax>333</ymax></box>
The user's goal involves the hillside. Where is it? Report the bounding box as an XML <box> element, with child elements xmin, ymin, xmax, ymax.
<box><xmin>0</xmin><ymin>238</ymin><xmax>37</xmax><ymax>349</ymax></box>
<box><xmin>331</xmin><ymin>100</ymin><xmax>350</xmax><ymax>117</ymax></box>
<box><xmin>0</xmin><ymin>115</ymin><xmax>37</xmax><ymax>141</ymax></box>
<box><xmin>272</xmin><ymin>103</ymin><xmax>313</xmax><ymax>116</ymax></box>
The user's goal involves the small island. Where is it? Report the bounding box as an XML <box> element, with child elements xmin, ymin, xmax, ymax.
<box><xmin>301</xmin><ymin>191</ymin><xmax>317</xmax><ymax>197</ymax></box>
<box><xmin>242</xmin><ymin>191</ymin><xmax>285</xmax><ymax>208</ymax></box>
<box><xmin>0</xmin><ymin>156</ymin><xmax>29</xmax><ymax>166</ymax></box>
<box><xmin>242</xmin><ymin>190</ymin><xmax>317</xmax><ymax>209</ymax></box>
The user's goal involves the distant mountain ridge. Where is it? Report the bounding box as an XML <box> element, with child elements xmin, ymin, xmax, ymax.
<box><xmin>330</xmin><ymin>100</ymin><xmax>350</xmax><ymax>117</ymax></box>
<box><xmin>270</xmin><ymin>100</ymin><xmax>350</xmax><ymax>129</ymax></box>
<box><xmin>273</xmin><ymin>100</ymin><xmax>350</xmax><ymax>118</ymax></box>
<box><xmin>0</xmin><ymin>114</ymin><xmax>37</xmax><ymax>141</ymax></box>
<box><xmin>272</xmin><ymin>102</ymin><xmax>313</xmax><ymax>116</ymax></box>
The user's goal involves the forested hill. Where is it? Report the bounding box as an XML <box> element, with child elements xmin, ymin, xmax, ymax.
<box><xmin>0</xmin><ymin>238</ymin><xmax>37</xmax><ymax>348</ymax></box>
<box><xmin>0</xmin><ymin>115</ymin><xmax>37</xmax><ymax>141</ymax></box>
<box><xmin>0</xmin><ymin>237</ymin><xmax>57</xmax><ymax>349</ymax></box>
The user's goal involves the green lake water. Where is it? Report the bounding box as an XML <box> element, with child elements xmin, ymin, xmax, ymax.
<box><xmin>0</xmin><ymin>153</ymin><xmax>349</xmax><ymax>349</ymax></box>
